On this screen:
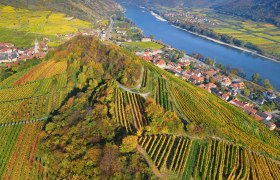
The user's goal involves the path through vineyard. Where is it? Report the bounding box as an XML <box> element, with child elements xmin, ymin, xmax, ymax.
<box><xmin>118</xmin><ymin>83</ymin><xmax>150</xmax><ymax>99</ymax></box>
<box><xmin>136</xmin><ymin>145</ymin><xmax>166</xmax><ymax>179</ymax></box>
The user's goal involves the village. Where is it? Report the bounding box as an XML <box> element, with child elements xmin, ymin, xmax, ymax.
<box><xmin>164</xmin><ymin>11</ymin><xmax>218</xmax><ymax>26</ymax></box>
<box><xmin>0</xmin><ymin>28</ymin><xmax>101</xmax><ymax>67</ymax></box>
<box><xmin>0</xmin><ymin>39</ymin><xmax>48</xmax><ymax>67</ymax></box>
<box><xmin>133</xmin><ymin>37</ymin><xmax>280</xmax><ymax>131</ymax></box>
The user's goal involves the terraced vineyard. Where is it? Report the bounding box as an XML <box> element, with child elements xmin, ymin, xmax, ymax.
<box><xmin>114</xmin><ymin>87</ymin><xmax>148</xmax><ymax>132</ymax></box>
<box><xmin>0</xmin><ymin>61</ymin><xmax>70</xmax><ymax>179</ymax></box>
<box><xmin>0</xmin><ymin>123</ymin><xmax>45</xmax><ymax>179</ymax></box>
<box><xmin>139</xmin><ymin>135</ymin><xmax>280</xmax><ymax>179</ymax></box>
<box><xmin>0</xmin><ymin>73</ymin><xmax>68</xmax><ymax>124</ymax></box>
<box><xmin>141</xmin><ymin>60</ymin><xmax>280</xmax><ymax>158</ymax></box>
<box><xmin>140</xmin><ymin>68</ymin><xmax>173</xmax><ymax>111</ymax></box>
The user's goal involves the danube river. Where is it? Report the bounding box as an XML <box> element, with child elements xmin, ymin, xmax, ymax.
<box><xmin>124</xmin><ymin>5</ymin><xmax>280</xmax><ymax>91</ymax></box>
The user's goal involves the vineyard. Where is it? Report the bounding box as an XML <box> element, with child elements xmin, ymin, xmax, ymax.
<box><xmin>141</xmin><ymin>60</ymin><xmax>280</xmax><ymax>158</ymax></box>
<box><xmin>139</xmin><ymin>135</ymin><xmax>280</xmax><ymax>179</ymax></box>
<box><xmin>114</xmin><ymin>87</ymin><xmax>148</xmax><ymax>132</ymax></box>
<box><xmin>0</xmin><ymin>123</ymin><xmax>45</xmax><ymax>179</ymax></box>
<box><xmin>0</xmin><ymin>73</ymin><xmax>68</xmax><ymax>124</ymax></box>
<box><xmin>140</xmin><ymin>68</ymin><xmax>173</xmax><ymax>111</ymax></box>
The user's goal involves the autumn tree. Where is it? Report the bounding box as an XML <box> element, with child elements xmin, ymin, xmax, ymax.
<box><xmin>120</xmin><ymin>135</ymin><xmax>138</xmax><ymax>153</ymax></box>
<box><xmin>252</xmin><ymin>73</ymin><xmax>261</xmax><ymax>83</ymax></box>
<box><xmin>263</xmin><ymin>79</ymin><xmax>273</xmax><ymax>89</ymax></box>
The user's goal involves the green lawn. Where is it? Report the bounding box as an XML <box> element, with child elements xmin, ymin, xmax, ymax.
<box><xmin>123</xmin><ymin>41</ymin><xmax>164</xmax><ymax>50</ymax></box>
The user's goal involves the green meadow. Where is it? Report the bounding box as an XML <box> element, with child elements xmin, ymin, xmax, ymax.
<box><xmin>123</xmin><ymin>41</ymin><xmax>164</xmax><ymax>51</ymax></box>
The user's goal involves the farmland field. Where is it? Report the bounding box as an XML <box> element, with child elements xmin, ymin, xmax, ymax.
<box><xmin>0</xmin><ymin>5</ymin><xmax>92</xmax><ymax>47</ymax></box>
<box><xmin>206</xmin><ymin>11</ymin><xmax>280</xmax><ymax>58</ymax></box>
<box><xmin>157</xmin><ymin>6</ymin><xmax>280</xmax><ymax>58</ymax></box>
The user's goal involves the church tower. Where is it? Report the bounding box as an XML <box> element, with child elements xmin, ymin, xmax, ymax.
<box><xmin>34</xmin><ymin>39</ymin><xmax>39</xmax><ymax>53</ymax></box>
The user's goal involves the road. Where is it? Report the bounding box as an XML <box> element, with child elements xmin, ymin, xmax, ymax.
<box><xmin>118</xmin><ymin>82</ymin><xmax>150</xmax><ymax>99</ymax></box>
<box><xmin>101</xmin><ymin>16</ymin><xmax>114</xmax><ymax>41</ymax></box>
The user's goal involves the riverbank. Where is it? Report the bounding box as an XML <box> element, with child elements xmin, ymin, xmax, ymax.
<box><xmin>150</xmin><ymin>11</ymin><xmax>167</xmax><ymax>22</ymax></box>
<box><xmin>172</xmin><ymin>25</ymin><xmax>280</xmax><ymax>64</ymax></box>
<box><xmin>124</xmin><ymin>5</ymin><xmax>280</xmax><ymax>91</ymax></box>
<box><xmin>147</xmin><ymin>10</ymin><xmax>280</xmax><ymax>63</ymax></box>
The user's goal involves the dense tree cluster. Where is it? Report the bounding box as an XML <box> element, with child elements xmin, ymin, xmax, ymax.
<box><xmin>40</xmin><ymin>82</ymin><xmax>153</xmax><ymax>179</ymax></box>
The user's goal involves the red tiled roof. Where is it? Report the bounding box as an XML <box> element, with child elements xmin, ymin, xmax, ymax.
<box><xmin>156</xmin><ymin>60</ymin><xmax>165</xmax><ymax>65</ymax></box>
<box><xmin>230</xmin><ymin>99</ymin><xmax>247</xmax><ymax>108</ymax></box>
<box><xmin>244</xmin><ymin>106</ymin><xmax>257</xmax><ymax>115</ymax></box>
<box><xmin>222</xmin><ymin>94</ymin><xmax>229</xmax><ymax>98</ymax></box>
<box><xmin>254</xmin><ymin>114</ymin><xmax>263</xmax><ymax>121</ymax></box>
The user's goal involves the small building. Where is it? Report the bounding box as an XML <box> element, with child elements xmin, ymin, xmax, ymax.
<box><xmin>256</xmin><ymin>98</ymin><xmax>265</xmax><ymax>105</ymax></box>
<box><xmin>182</xmin><ymin>75</ymin><xmax>191</xmax><ymax>81</ymax></box>
<box><xmin>142</xmin><ymin>38</ymin><xmax>151</xmax><ymax>42</ymax></box>
<box><xmin>141</xmin><ymin>56</ymin><xmax>152</xmax><ymax>62</ymax></box>
<box><xmin>179</xmin><ymin>57</ymin><xmax>190</xmax><ymax>63</ymax></box>
<box><xmin>244</xmin><ymin>106</ymin><xmax>257</xmax><ymax>115</ymax></box>
<box><xmin>229</xmin><ymin>99</ymin><xmax>248</xmax><ymax>109</ymax></box>
<box><xmin>261</xmin><ymin>120</ymin><xmax>276</xmax><ymax>131</ymax></box>
<box><xmin>274</xmin><ymin>97</ymin><xmax>280</xmax><ymax>107</ymax></box>
<box><xmin>0</xmin><ymin>42</ymin><xmax>14</xmax><ymax>48</ymax></box>
<box><xmin>202</xmin><ymin>69</ymin><xmax>218</xmax><ymax>76</ymax></box>
<box><xmin>0</xmin><ymin>47</ymin><xmax>13</xmax><ymax>54</ymax></box>
<box><xmin>263</xmin><ymin>91</ymin><xmax>276</xmax><ymax>101</ymax></box>
<box><xmin>190</xmin><ymin>75</ymin><xmax>204</xmax><ymax>84</ymax></box>
<box><xmin>221</xmin><ymin>77</ymin><xmax>232</xmax><ymax>87</ymax></box>
<box><xmin>166</xmin><ymin>62</ymin><xmax>181</xmax><ymax>70</ymax></box>
<box><xmin>221</xmin><ymin>94</ymin><xmax>230</xmax><ymax>101</ymax></box>
<box><xmin>255</xmin><ymin>112</ymin><xmax>272</xmax><ymax>121</ymax></box>
<box><xmin>179</xmin><ymin>61</ymin><xmax>190</xmax><ymax>67</ymax></box>
<box><xmin>204</xmin><ymin>83</ymin><xmax>217</xmax><ymax>93</ymax></box>
<box><xmin>155</xmin><ymin>59</ymin><xmax>166</xmax><ymax>69</ymax></box>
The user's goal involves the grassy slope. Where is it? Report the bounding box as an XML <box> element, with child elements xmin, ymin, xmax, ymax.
<box><xmin>124</xmin><ymin>41</ymin><xmax>164</xmax><ymax>50</ymax></box>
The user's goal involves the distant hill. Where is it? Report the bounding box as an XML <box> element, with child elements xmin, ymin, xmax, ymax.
<box><xmin>0</xmin><ymin>0</ymin><xmax>120</xmax><ymax>21</ymax></box>
<box><xmin>214</xmin><ymin>0</ymin><xmax>280</xmax><ymax>26</ymax></box>
<box><xmin>123</xmin><ymin>0</ymin><xmax>280</xmax><ymax>26</ymax></box>
<box><xmin>121</xmin><ymin>0</ymin><xmax>229</xmax><ymax>8</ymax></box>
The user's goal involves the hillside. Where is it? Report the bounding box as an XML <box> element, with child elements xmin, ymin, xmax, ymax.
<box><xmin>214</xmin><ymin>0</ymin><xmax>280</xmax><ymax>26</ymax></box>
<box><xmin>0</xmin><ymin>0</ymin><xmax>120</xmax><ymax>21</ymax></box>
<box><xmin>0</xmin><ymin>36</ymin><xmax>279</xmax><ymax>179</ymax></box>
<box><xmin>123</xmin><ymin>0</ymin><xmax>280</xmax><ymax>26</ymax></box>
<box><xmin>122</xmin><ymin>0</ymin><xmax>228</xmax><ymax>8</ymax></box>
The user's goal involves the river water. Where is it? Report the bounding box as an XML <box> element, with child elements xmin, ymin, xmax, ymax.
<box><xmin>124</xmin><ymin>5</ymin><xmax>280</xmax><ymax>91</ymax></box>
